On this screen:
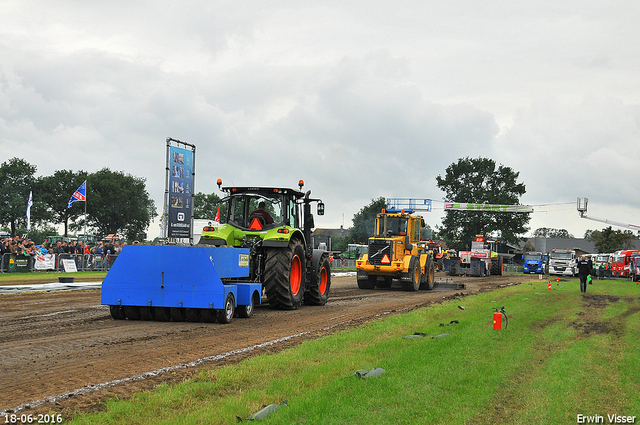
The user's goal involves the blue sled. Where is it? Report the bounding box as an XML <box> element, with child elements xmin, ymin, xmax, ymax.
<box><xmin>101</xmin><ymin>245</ymin><xmax>262</xmax><ymax>323</ymax></box>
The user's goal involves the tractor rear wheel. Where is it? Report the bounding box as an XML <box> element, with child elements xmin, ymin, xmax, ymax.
<box><xmin>264</xmin><ymin>239</ymin><xmax>305</xmax><ymax>310</ymax></box>
<box><xmin>304</xmin><ymin>255</ymin><xmax>331</xmax><ymax>306</ymax></box>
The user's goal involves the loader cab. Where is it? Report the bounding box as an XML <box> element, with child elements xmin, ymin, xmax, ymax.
<box><xmin>374</xmin><ymin>210</ymin><xmax>421</xmax><ymax>243</ymax></box>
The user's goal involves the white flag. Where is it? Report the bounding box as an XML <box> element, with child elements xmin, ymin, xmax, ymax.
<box><xmin>26</xmin><ymin>191</ymin><xmax>33</xmax><ymax>230</ymax></box>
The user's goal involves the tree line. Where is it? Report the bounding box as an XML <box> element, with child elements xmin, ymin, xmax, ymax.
<box><xmin>0</xmin><ymin>157</ymin><xmax>156</xmax><ymax>242</ymax></box>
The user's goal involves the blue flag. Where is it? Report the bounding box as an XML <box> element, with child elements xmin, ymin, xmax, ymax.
<box><xmin>68</xmin><ymin>181</ymin><xmax>87</xmax><ymax>208</ymax></box>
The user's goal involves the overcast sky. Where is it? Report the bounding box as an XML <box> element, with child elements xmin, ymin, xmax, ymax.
<box><xmin>3</xmin><ymin>1</ymin><xmax>640</xmax><ymax>240</ymax></box>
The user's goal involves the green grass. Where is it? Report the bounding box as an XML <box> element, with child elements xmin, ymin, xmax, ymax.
<box><xmin>68</xmin><ymin>279</ymin><xmax>640</xmax><ymax>424</ymax></box>
<box><xmin>0</xmin><ymin>271</ymin><xmax>106</xmax><ymax>284</ymax></box>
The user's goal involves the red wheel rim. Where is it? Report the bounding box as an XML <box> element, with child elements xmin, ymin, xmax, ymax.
<box><xmin>319</xmin><ymin>266</ymin><xmax>328</xmax><ymax>294</ymax></box>
<box><xmin>290</xmin><ymin>254</ymin><xmax>301</xmax><ymax>296</ymax></box>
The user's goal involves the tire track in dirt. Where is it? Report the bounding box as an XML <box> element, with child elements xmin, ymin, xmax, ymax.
<box><xmin>0</xmin><ymin>274</ymin><xmax>533</xmax><ymax>417</ymax></box>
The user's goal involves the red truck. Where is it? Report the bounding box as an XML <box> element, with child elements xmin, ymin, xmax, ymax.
<box><xmin>611</xmin><ymin>250</ymin><xmax>639</xmax><ymax>278</ymax></box>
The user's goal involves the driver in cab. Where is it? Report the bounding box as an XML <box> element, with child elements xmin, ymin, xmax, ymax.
<box><xmin>250</xmin><ymin>201</ymin><xmax>274</xmax><ymax>225</ymax></box>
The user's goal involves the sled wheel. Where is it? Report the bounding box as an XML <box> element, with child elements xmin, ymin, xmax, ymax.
<box><xmin>185</xmin><ymin>308</ymin><xmax>201</xmax><ymax>322</ymax></box>
<box><xmin>237</xmin><ymin>294</ymin><xmax>255</xmax><ymax>318</ymax></box>
<box><xmin>217</xmin><ymin>293</ymin><xmax>235</xmax><ymax>324</ymax></box>
<box><xmin>140</xmin><ymin>306</ymin><xmax>155</xmax><ymax>320</ymax></box>
<box><xmin>170</xmin><ymin>307</ymin><xmax>186</xmax><ymax>322</ymax></box>
<box><xmin>125</xmin><ymin>306</ymin><xmax>141</xmax><ymax>320</ymax></box>
<box><xmin>154</xmin><ymin>307</ymin><xmax>171</xmax><ymax>322</ymax></box>
<box><xmin>110</xmin><ymin>305</ymin><xmax>126</xmax><ymax>320</ymax></box>
<box><xmin>201</xmin><ymin>308</ymin><xmax>217</xmax><ymax>323</ymax></box>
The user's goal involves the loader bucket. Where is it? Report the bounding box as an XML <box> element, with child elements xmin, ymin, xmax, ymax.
<box><xmin>101</xmin><ymin>245</ymin><xmax>261</xmax><ymax>311</ymax></box>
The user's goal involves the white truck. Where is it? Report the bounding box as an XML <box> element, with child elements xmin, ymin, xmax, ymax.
<box><xmin>548</xmin><ymin>248</ymin><xmax>577</xmax><ymax>276</ymax></box>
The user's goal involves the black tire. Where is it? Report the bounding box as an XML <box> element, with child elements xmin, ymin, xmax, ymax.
<box><xmin>357</xmin><ymin>274</ymin><xmax>377</xmax><ymax>289</ymax></box>
<box><xmin>376</xmin><ymin>276</ymin><xmax>393</xmax><ymax>289</ymax></box>
<box><xmin>154</xmin><ymin>307</ymin><xmax>171</xmax><ymax>322</ymax></box>
<box><xmin>185</xmin><ymin>308</ymin><xmax>201</xmax><ymax>322</ymax></box>
<box><xmin>304</xmin><ymin>256</ymin><xmax>331</xmax><ymax>306</ymax></box>
<box><xmin>140</xmin><ymin>306</ymin><xmax>155</xmax><ymax>321</ymax></box>
<box><xmin>237</xmin><ymin>294</ymin><xmax>255</xmax><ymax>318</ymax></box>
<box><xmin>110</xmin><ymin>305</ymin><xmax>126</xmax><ymax>320</ymax></box>
<box><xmin>449</xmin><ymin>258</ymin><xmax>460</xmax><ymax>276</ymax></box>
<box><xmin>125</xmin><ymin>306</ymin><xmax>141</xmax><ymax>320</ymax></box>
<box><xmin>264</xmin><ymin>239</ymin><xmax>305</xmax><ymax>310</ymax></box>
<box><xmin>402</xmin><ymin>257</ymin><xmax>420</xmax><ymax>291</ymax></box>
<box><xmin>217</xmin><ymin>292</ymin><xmax>235</xmax><ymax>324</ymax></box>
<box><xmin>420</xmin><ymin>257</ymin><xmax>435</xmax><ymax>290</ymax></box>
<box><xmin>170</xmin><ymin>307</ymin><xmax>186</xmax><ymax>322</ymax></box>
<box><xmin>491</xmin><ymin>255</ymin><xmax>504</xmax><ymax>276</ymax></box>
<box><xmin>201</xmin><ymin>309</ymin><xmax>217</xmax><ymax>323</ymax></box>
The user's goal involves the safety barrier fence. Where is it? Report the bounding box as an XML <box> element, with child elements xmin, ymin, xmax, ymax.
<box><xmin>0</xmin><ymin>253</ymin><xmax>119</xmax><ymax>273</ymax></box>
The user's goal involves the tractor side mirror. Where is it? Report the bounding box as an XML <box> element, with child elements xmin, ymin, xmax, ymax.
<box><xmin>317</xmin><ymin>202</ymin><xmax>325</xmax><ymax>216</ymax></box>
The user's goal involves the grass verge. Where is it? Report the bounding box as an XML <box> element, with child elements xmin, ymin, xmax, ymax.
<box><xmin>68</xmin><ymin>278</ymin><xmax>640</xmax><ymax>424</ymax></box>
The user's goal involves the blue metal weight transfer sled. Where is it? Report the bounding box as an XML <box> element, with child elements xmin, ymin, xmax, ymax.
<box><xmin>101</xmin><ymin>245</ymin><xmax>262</xmax><ymax>324</ymax></box>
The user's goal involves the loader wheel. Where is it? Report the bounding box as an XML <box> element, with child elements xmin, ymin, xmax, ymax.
<box><xmin>110</xmin><ymin>305</ymin><xmax>126</xmax><ymax>320</ymax></box>
<box><xmin>217</xmin><ymin>293</ymin><xmax>235</xmax><ymax>324</ymax></box>
<box><xmin>304</xmin><ymin>255</ymin><xmax>331</xmax><ymax>306</ymax></box>
<box><xmin>237</xmin><ymin>294</ymin><xmax>255</xmax><ymax>318</ymax></box>
<box><xmin>264</xmin><ymin>239</ymin><xmax>305</xmax><ymax>310</ymax></box>
<box><xmin>154</xmin><ymin>307</ymin><xmax>171</xmax><ymax>322</ymax></box>
<box><xmin>420</xmin><ymin>257</ymin><xmax>435</xmax><ymax>290</ymax></box>
<box><xmin>201</xmin><ymin>309</ymin><xmax>217</xmax><ymax>323</ymax></box>
<box><xmin>402</xmin><ymin>257</ymin><xmax>420</xmax><ymax>291</ymax></box>
<box><xmin>357</xmin><ymin>274</ymin><xmax>377</xmax><ymax>289</ymax></box>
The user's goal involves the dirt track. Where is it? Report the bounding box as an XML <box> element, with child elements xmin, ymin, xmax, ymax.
<box><xmin>0</xmin><ymin>273</ymin><xmax>536</xmax><ymax>418</ymax></box>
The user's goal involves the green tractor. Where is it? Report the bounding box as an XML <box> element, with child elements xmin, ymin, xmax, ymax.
<box><xmin>198</xmin><ymin>179</ymin><xmax>331</xmax><ymax>309</ymax></box>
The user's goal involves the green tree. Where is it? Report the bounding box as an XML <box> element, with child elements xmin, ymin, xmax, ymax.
<box><xmin>0</xmin><ymin>158</ymin><xmax>39</xmax><ymax>236</ymax></box>
<box><xmin>436</xmin><ymin>157</ymin><xmax>530</xmax><ymax>250</ymax></box>
<box><xmin>533</xmin><ymin>227</ymin><xmax>574</xmax><ymax>238</ymax></box>
<box><xmin>85</xmin><ymin>168</ymin><xmax>157</xmax><ymax>240</ymax></box>
<box><xmin>349</xmin><ymin>197</ymin><xmax>387</xmax><ymax>243</ymax></box>
<box><xmin>586</xmin><ymin>226</ymin><xmax>636</xmax><ymax>253</ymax></box>
<box><xmin>39</xmin><ymin>169</ymin><xmax>88</xmax><ymax>236</ymax></box>
<box><xmin>193</xmin><ymin>192</ymin><xmax>222</xmax><ymax>219</ymax></box>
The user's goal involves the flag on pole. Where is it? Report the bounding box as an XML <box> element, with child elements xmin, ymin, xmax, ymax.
<box><xmin>68</xmin><ymin>181</ymin><xmax>87</xmax><ymax>208</ymax></box>
<box><xmin>214</xmin><ymin>205</ymin><xmax>220</xmax><ymax>223</ymax></box>
<box><xmin>26</xmin><ymin>191</ymin><xmax>33</xmax><ymax>230</ymax></box>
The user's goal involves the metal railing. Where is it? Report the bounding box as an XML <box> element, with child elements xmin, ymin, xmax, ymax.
<box><xmin>0</xmin><ymin>253</ymin><xmax>118</xmax><ymax>273</ymax></box>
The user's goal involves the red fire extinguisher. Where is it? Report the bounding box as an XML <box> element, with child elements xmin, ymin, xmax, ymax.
<box><xmin>493</xmin><ymin>306</ymin><xmax>508</xmax><ymax>330</ymax></box>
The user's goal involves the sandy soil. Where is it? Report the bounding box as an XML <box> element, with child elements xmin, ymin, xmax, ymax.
<box><xmin>0</xmin><ymin>273</ymin><xmax>537</xmax><ymax>418</ymax></box>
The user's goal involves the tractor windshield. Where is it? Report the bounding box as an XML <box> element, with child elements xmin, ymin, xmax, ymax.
<box><xmin>225</xmin><ymin>193</ymin><xmax>284</xmax><ymax>229</ymax></box>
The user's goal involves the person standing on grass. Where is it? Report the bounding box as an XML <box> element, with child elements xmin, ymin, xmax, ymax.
<box><xmin>577</xmin><ymin>255</ymin><xmax>592</xmax><ymax>293</ymax></box>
